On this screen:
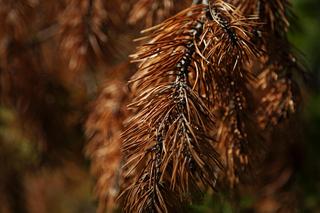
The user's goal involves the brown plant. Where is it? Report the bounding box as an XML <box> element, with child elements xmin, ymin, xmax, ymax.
<box><xmin>0</xmin><ymin>0</ymin><xmax>306</xmax><ymax>212</ymax></box>
<box><xmin>128</xmin><ymin>0</ymin><xmax>191</xmax><ymax>27</ymax></box>
<box><xmin>85</xmin><ymin>79</ymin><xmax>128</xmax><ymax>213</ymax></box>
<box><xmin>58</xmin><ymin>0</ymin><xmax>110</xmax><ymax>71</ymax></box>
<box><xmin>120</xmin><ymin>1</ymin><xmax>268</xmax><ymax>211</ymax></box>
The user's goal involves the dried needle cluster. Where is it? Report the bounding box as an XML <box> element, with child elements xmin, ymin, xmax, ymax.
<box><xmin>59</xmin><ymin>0</ymin><xmax>109</xmax><ymax>71</ymax></box>
<box><xmin>228</xmin><ymin>0</ymin><xmax>302</xmax><ymax>130</ymax></box>
<box><xmin>120</xmin><ymin>0</ymin><xmax>270</xmax><ymax>211</ymax></box>
<box><xmin>0</xmin><ymin>0</ymin><xmax>35</xmax><ymax>42</ymax></box>
<box><xmin>128</xmin><ymin>0</ymin><xmax>191</xmax><ymax>27</ymax></box>
<box><xmin>0</xmin><ymin>0</ymin><xmax>305</xmax><ymax>212</ymax></box>
<box><xmin>85</xmin><ymin>80</ymin><xmax>128</xmax><ymax>213</ymax></box>
<box><xmin>254</xmin><ymin>0</ymin><xmax>302</xmax><ymax>130</ymax></box>
<box><xmin>0</xmin><ymin>0</ymin><xmax>301</xmax><ymax>212</ymax></box>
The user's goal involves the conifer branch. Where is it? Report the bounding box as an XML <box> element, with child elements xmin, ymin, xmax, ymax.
<box><xmin>122</xmin><ymin>0</ymin><xmax>262</xmax><ymax>210</ymax></box>
<box><xmin>0</xmin><ymin>0</ymin><xmax>35</xmax><ymax>41</ymax></box>
<box><xmin>0</xmin><ymin>0</ymin><xmax>307</xmax><ymax>211</ymax></box>
<box><xmin>85</xmin><ymin>80</ymin><xmax>128</xmax><ymax>213</ymax></box>
<box><xmin>249</xmin><ymin>0</ymin><xmax>302</xmax><ymax>130</ymax></box>
<box><xmin>128</xmin><ymin>0</ymin><xmax>191</xmax><ymax>27</ymax></box>
<box><xmin>58</xmin><ymin>0</ymin><xmax>109</xmax><ymax>71</ymax></box>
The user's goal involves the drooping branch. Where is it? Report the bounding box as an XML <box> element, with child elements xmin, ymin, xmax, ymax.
<box><xmin>121</xmin><ymin>0</ymin><xmax>262</xmax><ymax>211</ymax></box>
<box><xmin>122</xmin><ymin>4</ymin><xmax>219</xmax><ymax>212</ymax></box>
<box><xmin>85</xmin><ymin>80</ymin><xmax>128</xmax><ymax>213</ymax></box>
<box><xmin>200</xmin><ymin>0</ymin><xmax>260</xmax><ymax>186</ymax></box>
<box><xmin>58</xmin><ymin>0</ymin><xmax>109</xmax><ymax>71</ymax></box>
<box><xmin>242</xmin><ymin>0</ymin><xmax>303</xmax><ymax>130</ymax></box>
<box><xmin>128</xmin><ymin>0</ymin><xmax>191</xmax><ymax>27</ymax></box>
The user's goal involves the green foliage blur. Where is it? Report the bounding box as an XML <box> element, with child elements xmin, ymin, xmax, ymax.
<box><xmin>290</xmin><ymin>0</ymin><xmax>320</xmax><ymax>211</ymax></box>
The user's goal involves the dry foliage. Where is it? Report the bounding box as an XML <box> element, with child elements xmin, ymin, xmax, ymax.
<box><xmin>85</xmin><ymin>79</ymin><xmax>128</xmax><ymax>212</ymax></box>
<box><xmin>117</xmin><ymin>0</ymin><xmax>303</xmax><ymax>212</ymax></box>
<box><xmin>0</xmin><ymin>0</ymin><xmax>305</xmax><ymax>212</ymax></box>
<box><xmin>58</xmin><ymin>0</ymin><xmax>110</xmax><ymax>71</ymax></box>
<box><xmin>128</xmin><ymin>0</ymin><xmax>191</xmax><ymax>27</ymax></box>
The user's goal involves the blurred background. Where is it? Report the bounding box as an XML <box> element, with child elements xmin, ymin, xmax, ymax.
<box><xmin>290</xmin><ymin>0</ymin><xmax>320</xmax><ymax>211</ymax></box>
<box><xmin>0</xmin><ymin>0</ymin><xmax>319</xmax><ymax>212</ymax></box>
